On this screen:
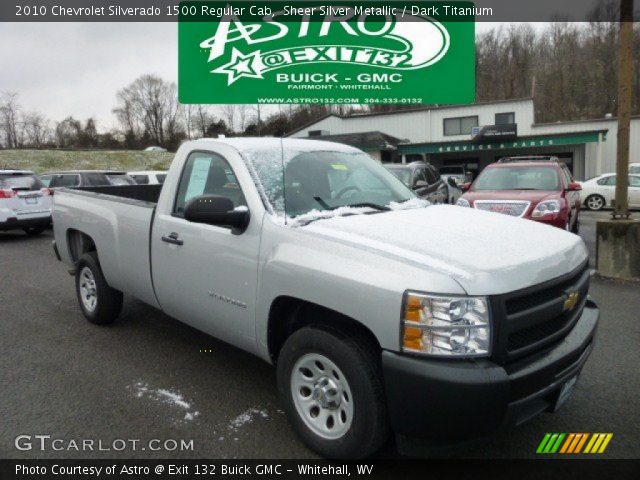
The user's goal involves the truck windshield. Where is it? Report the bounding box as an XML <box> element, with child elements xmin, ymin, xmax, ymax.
<box><xmin>246</xmin><ymin>150</ymin><xmax>414</xmax><ymax>218</ymax></box>
<box><xmin>384</xmin><ymin>168</ymin><xmax>412</xmax><ymax>186</ymax></box>
<box><xmin>473</xmin><ymin>166</ymin><xmax>560</xmax><ymax>191</ymax></box>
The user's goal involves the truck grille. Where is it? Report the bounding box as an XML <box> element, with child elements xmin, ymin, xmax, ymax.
<box><xmin>474</xmin><ymin>200</ymin><xmax>530</xmax><ymax>217</ymax></box>
<box><xmin>491</xmin><ymin>262</ymin><xmax>590</xmax><ymax>363</ymax></box>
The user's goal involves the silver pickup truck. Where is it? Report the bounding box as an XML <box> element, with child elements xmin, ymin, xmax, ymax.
<box><xmin>52</xmin><ymin>138</ymin><xmax>599</xmax><ymax>458</ymax></box>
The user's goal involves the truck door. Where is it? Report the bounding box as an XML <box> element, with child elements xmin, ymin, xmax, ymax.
<box><xmin>150</xmin><ymin>150</ymin><xmax>260</xmax><ymax>352</ymax></box>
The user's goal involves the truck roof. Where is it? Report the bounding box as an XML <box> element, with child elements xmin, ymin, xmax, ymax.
<box><xmin>188</xmin><ymin>137</ymin><xmax>362</xmax><ymax>155</ymax></box>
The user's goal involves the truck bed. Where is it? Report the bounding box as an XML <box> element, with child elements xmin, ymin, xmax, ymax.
<box><xmin>72</xmin><ymin>184</ymin><xmax>163</xmax><ymax>205</ymax></box>
<box><xmin>52</xmin><ymin>185</ymin><xmax>161</xmax><ymax>309</ymax></box>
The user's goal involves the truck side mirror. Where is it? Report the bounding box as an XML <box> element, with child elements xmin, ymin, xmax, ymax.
<box><xmin>567</xmin><ymin>182</ymin><xmax>582</xmax><ymax>191</ymax></box>
<box><xmin>184</xmin><ymin>195</ymin><xmax>250</xmax><ymax>232</ymax></box>
<box><xmin>460</xmin><ymin>182</ymin><xmax>472</xmax><ymax>192</ymax></box>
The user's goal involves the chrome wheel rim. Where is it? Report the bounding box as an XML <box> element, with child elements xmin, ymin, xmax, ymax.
<box><xmin>79</xmin><ymin>267</ymin><xmax>97</xmax><ymax>312</ymax></box>
<box><xmin>588</xmin><ymin>196</ymin><xmax>603</xmax><ymax>210</ymax></box>
<box><xmin>291</xmin><ymin>353</ymin><xmax>353</xmax><ymax>440</ymax></box>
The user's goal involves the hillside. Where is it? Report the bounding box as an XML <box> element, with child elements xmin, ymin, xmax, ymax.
<box><xmin>0</xmin><ymin>150</ymin><xmax>174</xmax><ymax>173</ymax></box>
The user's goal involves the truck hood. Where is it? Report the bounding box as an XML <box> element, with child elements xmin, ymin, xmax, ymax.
<box><xmin>302</xmin><ymin>205</ymin><xmax>587</xmax><ymax>295</ymax></box>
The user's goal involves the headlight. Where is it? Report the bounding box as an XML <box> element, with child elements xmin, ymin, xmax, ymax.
<box><xmin>456</xmin><ymin>198</ymin><xmax>470</xmax><ymax>208</ymax></box>
<box><xmin>532</xmin><ymin>200</ymin><xmax>561</xmax><ymax>217</ymax></box>
<box><xmin>401</xmin><ymin>292</ymin><xmax>491</xmax><ymax>357</ymax></box>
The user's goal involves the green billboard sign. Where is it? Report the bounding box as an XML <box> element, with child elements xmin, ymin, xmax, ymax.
<box><xmin>178</xmin><ymin>1</ymin><xmax>475</xmax><ymax>105</ymax></box>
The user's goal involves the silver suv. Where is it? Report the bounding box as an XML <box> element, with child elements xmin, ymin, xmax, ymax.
<box><xmin>0</xmin><ymin>170</ymin><xmax>52</xmax><ymax>235</ymax></box>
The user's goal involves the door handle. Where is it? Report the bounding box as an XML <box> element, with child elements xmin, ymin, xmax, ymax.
<box><xmin>161</xmin><ymin>232</ymin><xmax>183</xmax><ymax>246</ymax></box>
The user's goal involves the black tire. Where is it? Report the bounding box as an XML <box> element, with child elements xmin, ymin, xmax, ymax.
<box><xmin>75</xmin><ymin>251</ymin><xmax>123</xmax><ymax>325</ymax></box>
<box><xmin>572</xmin><ymin>215</ymin><xmax>580</xmax><ymax>234</ymax></box>
<box><xmin>277</xmin><ymin>325</ymin><xmax>389</xmax><ymax>459</ymax></box>
<box><xmin>23</xmin><ymin>225</ymin><xmax>45</xmax><ymax>235</ymax></box>
<box><xmin>585</xmin><ymin>194</ymin><xmax>605</xmax><ymax>211</ymax></box>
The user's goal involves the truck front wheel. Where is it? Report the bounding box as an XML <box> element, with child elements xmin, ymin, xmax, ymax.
<box><xmin>75</xmin><ymin>252</ymin><xmax>123</xmax><ymax>325</ymax></box>
<box><xmin>277</xmin><ymin>326</ymin><xmax>389</xmax><ymax>458</ymax></box>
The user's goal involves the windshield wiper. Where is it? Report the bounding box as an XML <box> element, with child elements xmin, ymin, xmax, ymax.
<box><xmin>342</xmin><ymin>202</ymin><xmax>390</xmax><ymax>211</ymax></box>
<box><xmin>313</xmin><ymin>196</ymin><xmax>332</xmax><ymax>210</ymax></box>
<box><xmin>313</xmin><ymin>197</ymin><xmax>390</xmax><ymax>212</ymax></box>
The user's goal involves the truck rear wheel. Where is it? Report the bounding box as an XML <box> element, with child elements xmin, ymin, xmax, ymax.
<box><xmin>277</xmin><ymin>326</ymin><xmax>389</xmax><ymax>458</ymax></box>
<box><xmin>75</xmin><ymin>252</ymin><xmax>123</xmax><ymax>325</ymax></box>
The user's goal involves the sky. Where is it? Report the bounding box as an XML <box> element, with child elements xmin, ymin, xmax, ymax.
<box><xmin>0</xmin><ymin>21</ymin><xmax>528</xmax><ymax>132</ymax></box>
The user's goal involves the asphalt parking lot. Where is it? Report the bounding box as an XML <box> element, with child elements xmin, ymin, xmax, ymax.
<box><xmin>1</xmin><ymin>211</ymin><xmax>639</xmax><ymax>459</ymax></box>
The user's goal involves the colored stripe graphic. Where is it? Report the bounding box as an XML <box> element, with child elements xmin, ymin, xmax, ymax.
<box><xmin>537</xmin><ymin>433</ymin><xmax>552</xmax><ymax>454</ymax></box>
<box><xmin>538</xmin><ymin>433</ymin><xmax>613</xmax><ymax>454</ymax></box>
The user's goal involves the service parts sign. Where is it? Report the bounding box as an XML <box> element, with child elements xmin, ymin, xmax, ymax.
<box><xmin>179</xmin><ymin>1</ymin><xmax>475</xmax><ymax>104</ymax></box>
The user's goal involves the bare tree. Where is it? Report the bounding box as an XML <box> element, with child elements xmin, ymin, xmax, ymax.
<box><xmin>220</xmin><ymin>104</ymin><xmax>237</xmax><ymax>132</ymax></box>
<box><xmin>0</xmin><ymin>91</ymin><xmax>21</xmax><ymax>148</ymax></box>
<box><xmin>23</xmin><ymin>112</ymin><xmax>50</xmax><ymax>148</ymax></box>
<box><xmin>193</xmin><ymin>105</ymin><xmax>213</xmax><ymax>138</ymax></box>
<box><xmin>113</xmin><ymin>74</ymin><xmax>183</xmax><ymax>147</ymax></box>
<box><xmin>237</xmin><ymin>104</ymin><xmax>253</xmax><ymax>132</ymax></box>
<box><xmin>55</xmin><ymin>116</ymin><xmax>82</xmax><ymax>148</ymax></box>
<box><xmin>182</xmin><ymin>103</ymin><xmax>194</xmax><ymax>140</ymax></box>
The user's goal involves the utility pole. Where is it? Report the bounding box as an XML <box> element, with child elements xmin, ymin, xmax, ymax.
<box><xmin>613</xmin><ymin>0</ymin><xmax>634</xmax><ymax>219</ymax></box>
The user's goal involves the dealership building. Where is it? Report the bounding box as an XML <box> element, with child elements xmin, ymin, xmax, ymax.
<box><xmin>286</xmin><ymin>98</ymin><xmax>640</xmax><ymax>180</ymax></box>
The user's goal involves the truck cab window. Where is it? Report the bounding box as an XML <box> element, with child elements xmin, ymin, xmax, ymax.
<box><xmin>174</xmin><ymin>152</ymin><xmax>246</xmax><ymax>216</ymax></box>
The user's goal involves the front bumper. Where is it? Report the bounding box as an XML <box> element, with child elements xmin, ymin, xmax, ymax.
<box><xmin>382</xmin><ymin>298</ymin><xmax>599</xmax><ymax>440</ymax></box>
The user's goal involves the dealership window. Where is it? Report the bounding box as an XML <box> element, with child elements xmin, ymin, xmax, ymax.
<box><xmin>443</xmin><ymin>116</ymin><xmax>478</xmax><ymax>136</ymax></box>
<box><xmin>495</xmin><ymin>112</ymin><xmax>515</xmax><ymax>125</ymax></box>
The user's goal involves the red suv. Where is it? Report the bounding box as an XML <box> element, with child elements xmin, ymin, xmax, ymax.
<box><xmin>456</xmin><ymin>156</ymin><xmax>582</xmax><ymax>233</ymax></box>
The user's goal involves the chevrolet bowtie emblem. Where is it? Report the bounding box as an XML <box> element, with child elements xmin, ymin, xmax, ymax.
<box><xmin>563</xmin><ymin>292</ymin><xmax>580</xmax><ymax>312</ymax></box>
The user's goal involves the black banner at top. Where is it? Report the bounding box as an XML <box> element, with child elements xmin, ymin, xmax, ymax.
<box><xmin>2</xmin><ymin>0</ymin><xmax>639</xmax><ymax>22</ymax></box>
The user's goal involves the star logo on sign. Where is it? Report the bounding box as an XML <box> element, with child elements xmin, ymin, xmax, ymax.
<box><xmin>212</xmin><ymin>48</ymin><xmax>263</xmax><ymax>85</ymax></box>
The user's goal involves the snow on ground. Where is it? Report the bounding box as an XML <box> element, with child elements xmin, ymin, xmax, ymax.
<box><xmin>129</xmin><ymin>382</ymin><xmax>200</xmax><ymax>423</ymax></box>
<box><xmin>228</xmin><ymin>408</ymin><xmax>270</xmax><ymax>431</ymax></box>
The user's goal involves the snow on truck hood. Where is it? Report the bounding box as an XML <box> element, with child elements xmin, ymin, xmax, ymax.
<box><xmin>301</xmin><ymin>205</ymin><xmax>588</xmax><ymax>296</ymax></box>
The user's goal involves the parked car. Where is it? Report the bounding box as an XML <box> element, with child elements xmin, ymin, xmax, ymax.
<box><xmin>41</xmin><ymin>171</ymin><xmax>136</xmax><ymax>189</ymax></box>
<box><xmin>52</xmin><ymin>139</ymin><xmax>598</xmax><ymax>458</ymax></box>
<box><xmin>456</xmin><ymin>156</ymin><xmax>582</xmax><ymax>233</ymax></box>
<box><xmin>629</xmin><ymin>163</ymin><xmax>640</xmax><ymax>175</ymax></box>
<box><xmin>128</xmin><ymin>171</ymin><xmax>168</xmax><ymax>185</ymax></box>
<box><xmin>579</xmin><ymin>173</ymin><xmax>640</xmax><ymax>210</ymax></box>
<box><xmin>144</xmin><ymin>146</ymin><xmax>167</xmax><ymax>152</ymax></box>
<box><xmin>439</xmin><ymin>165</ymin><xmax>472</xmax><ymax>185</ymax></box>
<box><xmin>0</xmin><ymin>169</ymin><xmax>52</xmax><ymax>235</ymax></box>
<box><xmin>383</xmin><ymin>162</ymin><xmax>448</xmax><ymax>204</ymax></box>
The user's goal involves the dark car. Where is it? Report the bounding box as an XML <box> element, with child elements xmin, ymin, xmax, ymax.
<box><xmin>384</xmin><ymin>162</ymin><xmax>449</xmax><ymax>204</ymax></box>
<box><xmin>40</xmin><ymin>170</ymin><xmax>136</xmax><ymax>189</ymax></box>
<box><xmin>457</xmin><ymin>156</ymin><xmax>582</xmax><ymax>233</ymax></box>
